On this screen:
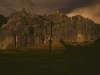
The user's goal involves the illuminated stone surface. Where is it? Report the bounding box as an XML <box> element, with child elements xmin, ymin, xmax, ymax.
<box><xmin>0</xmin><ymin>9</ymin><xmax>100</xmax><ymax>49</ymax></box>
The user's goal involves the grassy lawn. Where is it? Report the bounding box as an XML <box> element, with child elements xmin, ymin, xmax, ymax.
<box><xmin>0</xmin><ymin>41</ymin><xmax>100</xmax><ymax>75</ymax></box>
<box><xmin>19</xmin><ymin>42</ymin><xmax>66</xmax><ymax>51</ymax></box>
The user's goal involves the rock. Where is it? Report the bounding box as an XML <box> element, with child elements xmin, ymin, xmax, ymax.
<box><xmin>0</xmin><ymin>9</ymin><xmax>100</xmax><ymax>49</ymax></box>
<box><xmin>19</xmin><ymin>35</ymin><xmax>27</xmax><ymax>47</ymax></box>
<box><xmin>14</xmin><ymin>22</ymin><xmax>24</xmax><ymax>35</ymax></box>
<box><xmin>67</xmin><ymin>30</ymin><xmax>76</xmax><ymax>42</ymax></box>
<box><xmin>0</xmin><ymin>30</ymin><xmax>15</xmax><ymax>49</ymax></box>
<box><xmin>27</xmin><ymin>35</ymin><xmax>34</xmax><ymax>46</ymax></box>
<box><xmin>74</xmin><ymin>15</ymin><xmax>85</xmax><ymax>31</ymax></box>
<box><xmin>24</xmin><ymin>25</ymin><xmax>34</xmax><ymax>35</ymax></box>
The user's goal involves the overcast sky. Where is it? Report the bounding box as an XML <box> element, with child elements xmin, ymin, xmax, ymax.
<box><xmin>0</xmin><ymin>0</ymin><xmax>100</xmax><ymax>23</ymax></box>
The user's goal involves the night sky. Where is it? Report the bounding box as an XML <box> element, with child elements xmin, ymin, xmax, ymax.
<box><xmin>0</xmin><ymin>0</ymin><xmax>100</xmax><ymax>23</ymax></box>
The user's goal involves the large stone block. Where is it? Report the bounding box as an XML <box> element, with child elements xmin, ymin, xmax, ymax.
<box><xmin>14</xmin><ymin>22</ymin><xmax>24</xmax><ymax>35</ymax></box>
<box><xmin>0</xmin><ymin>30</ymin><xmax>15</xmax><ymax>49</ymax></box>
<box><xmin>67</xmin><ymin>30</ymin><xmax>76</xmax><ymax>42</ymax></box>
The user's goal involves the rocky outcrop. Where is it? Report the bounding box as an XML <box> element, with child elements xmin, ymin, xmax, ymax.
<box><xmin>0</xmin><ymin>30</ymin><xmax>15</xmax><ymax>49</ymax></box>
<box><xmin>0</xmin><ymin>8</ymin><xmax>100</xmax><ymax>49</ymax></box>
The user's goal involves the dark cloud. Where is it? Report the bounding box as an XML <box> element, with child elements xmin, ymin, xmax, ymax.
<box><xmin>0</xmin><ymin>0</ymin><xmax>100</xmax><ymax>23</ymax></box>
<box><xmin>67</xmin><ymin>2</ymin><xmax>100</xmax><ymax>23</ymax></box>
<box><xmin>60</xmin><ymin>0</ymin><xmax>95</xmax><ymax>13</ymax></box>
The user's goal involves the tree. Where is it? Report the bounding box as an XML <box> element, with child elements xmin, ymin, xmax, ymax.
<box><xmin>0</xmin><ymin>15</ymin><xmax>7</xmax><ymax>28</ymax></box>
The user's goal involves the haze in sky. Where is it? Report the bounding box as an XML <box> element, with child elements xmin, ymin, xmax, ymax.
<box><xmin>0</xmin><ymin>0</ymin><xmax>100</xmax><ymax>23</ymax></box>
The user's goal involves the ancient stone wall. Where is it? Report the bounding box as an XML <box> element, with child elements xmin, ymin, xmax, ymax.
<box><xmin>0</xmin><ymin>9</ymin><xmax>100</xmax><ymax>49</ymax></box>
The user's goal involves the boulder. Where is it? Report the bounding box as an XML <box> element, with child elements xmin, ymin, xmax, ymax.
<box><xmin>0</xmin><ymin>30</ymin><xmax>15</xmax><ymax>49</ymax></box>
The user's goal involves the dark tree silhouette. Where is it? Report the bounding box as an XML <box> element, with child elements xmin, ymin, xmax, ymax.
<box><xmin>0</xmin><ymin>15</ymin><xmax>7</xmax><ymax>28</ymax></box>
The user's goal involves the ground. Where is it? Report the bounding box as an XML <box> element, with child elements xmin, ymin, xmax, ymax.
<box><xmin>0</xmin><ymin>41</ymin><xmax>100</xmax><ymax>75</ymax></box>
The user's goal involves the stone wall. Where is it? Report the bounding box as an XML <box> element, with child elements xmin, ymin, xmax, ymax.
<box><xmin>0</xmin><ymin>9</ymin><xmax>100</xmax><ymax>49</ymax></box>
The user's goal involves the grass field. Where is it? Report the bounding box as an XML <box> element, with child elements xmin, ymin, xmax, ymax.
<box><xmin>0</xmin><ymin>41</ymin><xmax>100</xmax><ymax>75</ymax></box>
